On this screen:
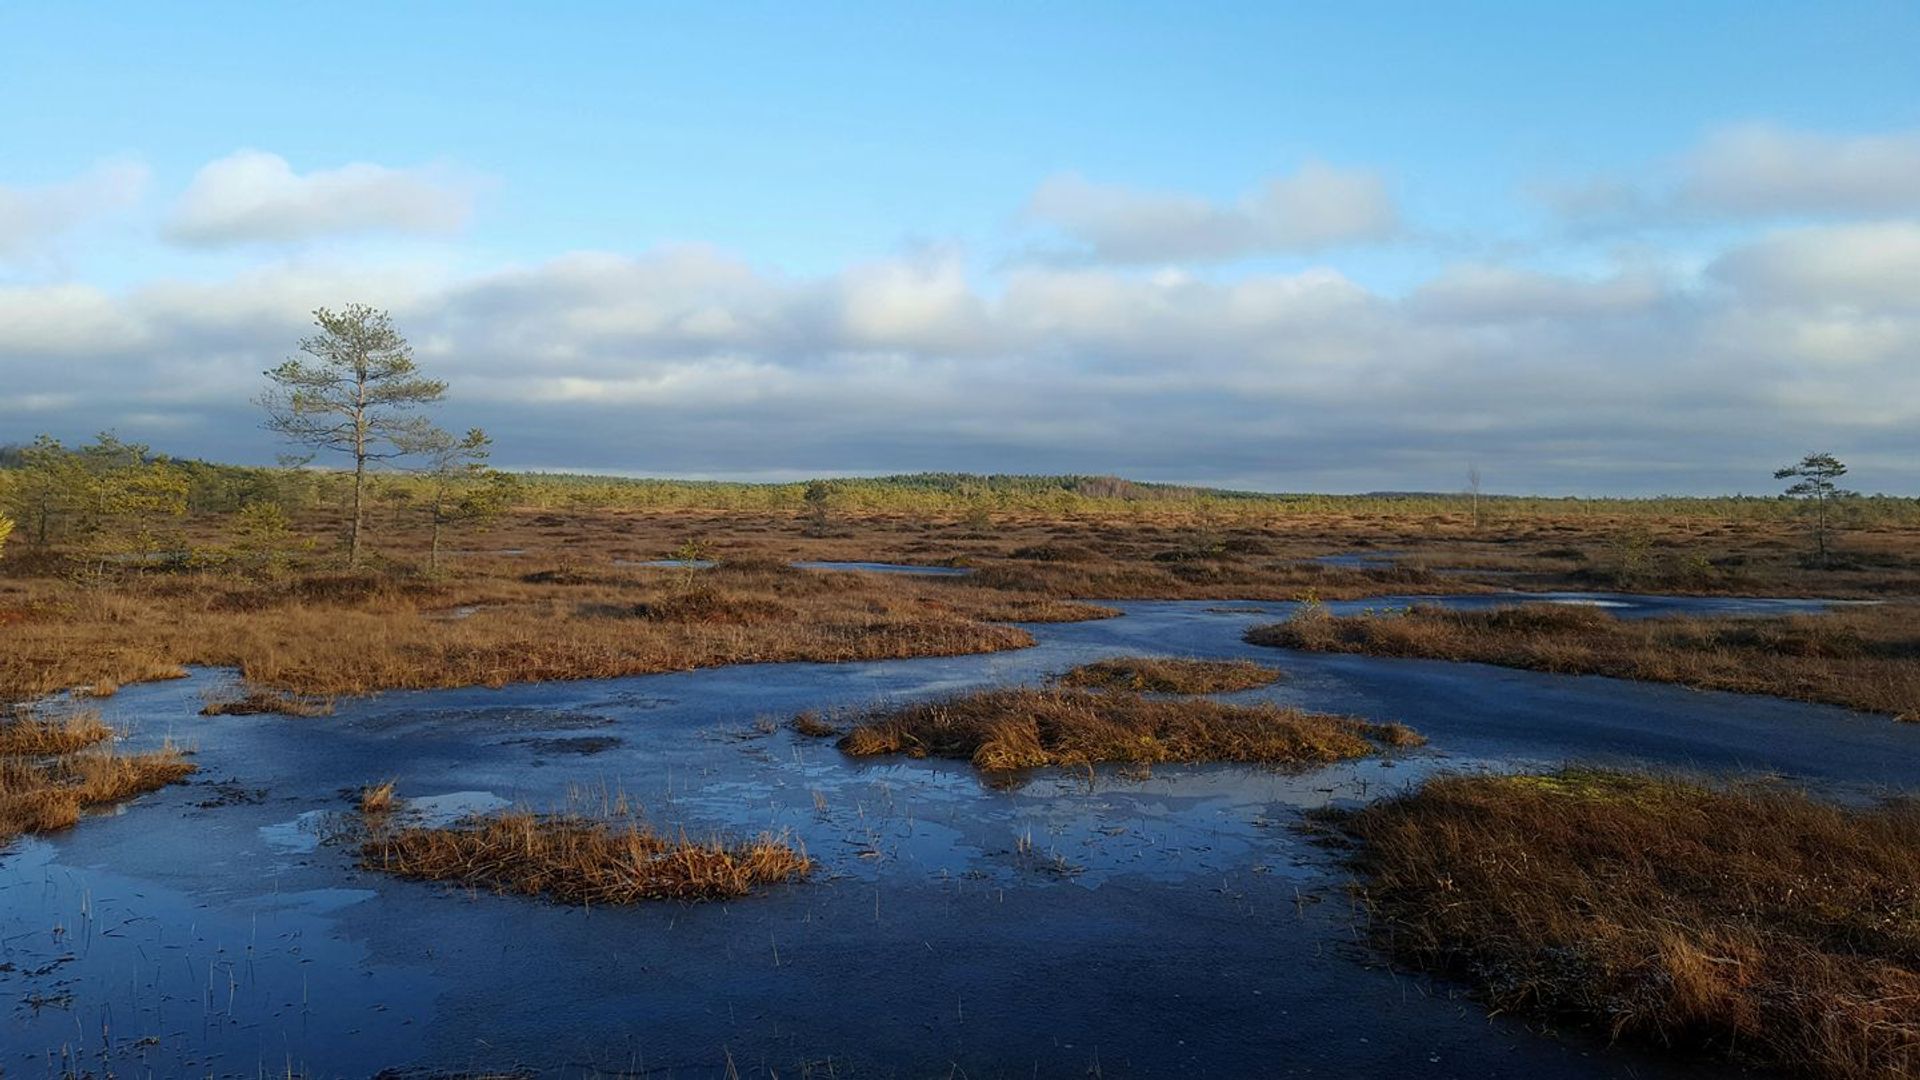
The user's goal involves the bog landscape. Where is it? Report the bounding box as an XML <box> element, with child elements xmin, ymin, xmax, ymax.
<box><xmin>5</xmin><ymin>6</ymin><xmax>1920</xmax><ymax>1079</ymax></box>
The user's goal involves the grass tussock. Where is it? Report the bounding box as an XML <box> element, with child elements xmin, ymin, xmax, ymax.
<box><xmin>835</xmin><ymin>687</ymin><xmax>1419</xmax><ymax>772</ymax></box>
<box><xmin>0</xmin><ymin>744</ymin><xmax>196</xmax><ymax>843</ymax></box>
<box><xmin>789</xmin><ymin>711</ymin><xmax>841</xmax><ymax>737</ymax></box>
<box><xmin>938</xmin><ymin>596</ymin><xmax>1122</xmax><ymax>624</ymax></box>
<box><xmin>1057</xmin><ymin>656</ymin><xmax>1281</xmax><ymax>694</ymax></box>
<box><xmin>200</xmin><ymin>689</ymin><xmax>336</xmax><ymax>717</ymax></box>
<box><xmin>0</xmin><ymin>709</ymin><xmax>113</xmax><ymax>756</ymax></box>
<box><xmin>1249</xmin><ymin>601</ymin><xmax>1920</xmax><ymax>719</ymax></box>
<box><xmin>621</xmin><ymin>588</ymin><xmax>797</xmax><ymax>625</ymax></box>
<box><xmin>1337</xmin><ymin>770</ymin><xmax>1920</xmax><ymax>1079</ymax></box>
<box><xmin>362</xmin><ymin>808</ymin><xmax>812</xmax><ymax>904</ymax></box>
<box><xmin>359</xmin><ymin>779</ymin><xmax>398</xmax><ymax>816</ymax></box>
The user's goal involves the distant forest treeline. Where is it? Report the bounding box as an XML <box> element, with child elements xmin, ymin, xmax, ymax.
<box><xmin>4</xmin><ymin>439</ymin><xmax>1919</xmax><ymax>524</ymax></box>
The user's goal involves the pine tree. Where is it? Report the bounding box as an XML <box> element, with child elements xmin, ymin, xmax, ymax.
<box><xmin>259</xmin><ymin>306</ymin><xmax>446</xmax><ymax>566</ymax></box>
<box><xmin>1774</xmin><ymin>452</ymin><xmax>1855</xmax><ymax>567</ymax></box>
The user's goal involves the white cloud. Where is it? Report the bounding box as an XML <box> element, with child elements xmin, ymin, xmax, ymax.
<box><xmin>0</xmin><ymin>283</ymin><xmax>149</xmax><ymax>354</ymax></box>
<box><xmin>836</xmin><ymin>252</ymin><xmax>989</xmax><ymax>352</ymax></box>
<box><xmin>1027</xmin><ymin>162</ymin><xmax>1398</xmax><ymax>263</ymax></box>
<box><xmin>0</xmin><ymin>159</ymin><xmax>149</xmax><ymax>260</ymax></box>
<box><xmin>1410</xmin><ymin>265</ymin><xmax>1667</xmax><ymax>321</ymax></box>
<box><xmin>1683</xmin><ymin>124</ymin><xmax>1920</xmax><ymax>216</ymax></box>
<box><xmin>1527</xmin><ymin>177</ymin><xmax>1649</xmax><ymax>222</ymax></box>
<box><xmin>1541</xmin><ymin>124</ymin><xmax>1920</xmax><ymax>226</ymax></box>
<box><xmin>1710</xmin><ymin>222</ymin><xmax>1920</xmax><ymax>309</ymax></box>
<box><xmin>165</xmin><ymin>150</ymin><xmax>476</xmax><ymax>246</ymax></box>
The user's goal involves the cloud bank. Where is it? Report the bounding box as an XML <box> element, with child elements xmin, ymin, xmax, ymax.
<box><xmin>0</xmin><ymin>159</ymin><xmax>150</xmax><ymax>261</ymax></box>
<box><xmin>1542</xmin><ymin>123</ymin><xmax>1920</xmax><ymax>226</ymax></box>
<box><xmin>165</xmin><ymin>150</ymin><xmax>475</xmax><ymax>246</ymax></box>
<box><xmin>1683</xmin><ymin>124</ymin><xmax>1920</xmax><ymax>217</ymax></box>
<box><xmin>1027</xmin><ymin>162</ymin><xmax>1398</xmax><ymax>263</ymax></box>
<box><xmin>4</xmin><ymin>222</ymin><xmax>1917</xmax><ymax>493</ymax></box>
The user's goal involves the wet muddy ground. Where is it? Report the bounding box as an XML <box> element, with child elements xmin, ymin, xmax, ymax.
<box><xmin>4</xmin><ymin>594</ymin><xmax>1913</xmax><ymax>1077</ymax></box>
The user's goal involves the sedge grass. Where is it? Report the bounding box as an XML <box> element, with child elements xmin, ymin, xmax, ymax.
<box><xmin>835</xmin><ymin>686</ymin><xmax>1419</xmax><ymax>772</ymax></box>
<box><xmin>1336</xmin><ymin>769</ymin><xmax>1920</xmax><ymax>1079</ymax></box>
<box><xmin>1056</xmin><ymin>656</ymin><xmax>1281</xmax><ymax>694</ymax></box>
<box><xmin>361</xmin><ymin>805</ymin><xmax>812</xmax><ymax>904</ymax></box>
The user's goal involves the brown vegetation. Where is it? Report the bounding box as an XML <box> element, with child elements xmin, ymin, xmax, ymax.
<box><xmin>0</xmin><ymin>714</ymin><xmax>196</xmax><ymax>844</ymax></box>
<box><xmin>0</xmin><ymin>708</ymin><xmax>113</xmax><ymax>756</ymax></box>
<box><xmin>201</xmin><ymin>689</ymin><xmax>336</xmax><ymax>717</ymax></box>
<box><xmin>6</xmin><ymin>497</ymin><xmax>1920</xmax><ymax>707</ymax></box>
<box><xmin>1248</xmin><ymin>602</ymin><xmax>1920</xmax><ymax>719</ymax></box>
<box><xmin>0</xmin><ymin>559</ymin><xmax>1038</xmax><ymax>702</ymax></box>
<box><xmin>789</xmin><ymin>711</ymin><xmax>840</xmax><ymax>738</ymax></box>
<box><xmin>1057</xmin><ymin>656</ymin><xmax>1281</xmax><ymax>694</ymax></box>
<box><xmin>835</xmin><ymin>686</ymin><xmax>1420</xmax><ymax>772</ymax></box>
<box><xmin>359</xmin><ymin>779</ymin><xmax>398</xmax><ymax>816</ymax></box>
<box><xmin>1335</xmin><ymin>770</ymin><xmax>1920</xmax><ymax>1079</ymax></box>
<box><xmin>361</xmin><ymin>806</ymin><xmax>812</xmax><ymax>904</ymax></box>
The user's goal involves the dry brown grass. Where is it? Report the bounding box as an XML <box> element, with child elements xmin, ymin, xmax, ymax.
<box><xmin>0</xmin><ymin>743</ymin><xmax>196</xmax><ymax>843</ymax></box>
<box><xmin>938</xmin><ymin>596</ymin><xmax>1122</xmax><ymax>623</ymax></box>
<box><xmin>1057</xmin><ymin>656</ymin><xmax>1281</xmax><ymax>694</ymax></box>
<box><xmin>789</xmin><ymin>710</ymin><xmax>840</xmax><ymax>737</ymax></box>
<box><xmin>835</xmin><ymin>686</ymin><xmax>1420</xmax><ymax>772</ymax></box>
<box><xmin>200</xmin><ymin>689</ymin><xmax>336</xmax><ymax>717</ymax></box>
<box><xmin>7</xmin><ymin>503</ymin><xmax>1918</xmax><ymax>707</ymax></box>
<box><xmin>0</xmin><ymin>563</ymin><xmax>1037</xmax><ymax>702</ymax></box>
<box><xmin>1335</xmin><ymin>769</ymin><xmax>1920</xmax><ymax>1079</ymax></box>
<box><xmin>359</xmin><ymin>779</ymin><xmax>397</xmax><ymax>815</ymax></box>
<box><xmin>1248</xmin><ymin>602</ymin><xmax>1920</xmax><ymax>719</ymax></box>
<box><xmin>361</xmin><ymin>807</ymin><xmax>812</xmax><ymax>904</ymax></box>
<box><xmin>0</xmin><ymin>708</ymin><xmax>113</xmax><ymax>755</ymax></box>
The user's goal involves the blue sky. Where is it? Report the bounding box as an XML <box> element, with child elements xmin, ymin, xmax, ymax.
<box><xmin>3</xmin><ymin>3</ymin><xmax>1919</xmax><ymax>493</ymax></box>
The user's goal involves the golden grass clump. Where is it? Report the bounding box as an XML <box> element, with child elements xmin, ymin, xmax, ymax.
<box><xmin>200</xmin><ymin>689</ymin><xmax>336</xmax><ymax>717</ymax></box>
<box><xmin>835</xmin><ymin>686</ymin><xmax>1420</xmax><ymax>772</ymax></box>
<box><xmin>1338</xmin><ymin>769</ymin><xmax>1920</xmax><ymax>1079</ymax></box>
<box><xmin>1057</xmin><ymin>656</ymin><xmax>1281</xmax><ymax>694</ymax></box>
<box><xmin>0</xmin><ymin>745</ymin><xmax>197</xmax><ymax>843</ymax></box>
<box><xmin>362</xmin><ymin>808</ymin><xmax>812</xmax><ymax>904</ymax></box>
<box><xmin>0</xmin><ymin>708</ymin><xmax>114</xmax><ymax>756</ymax></box>
<box><xmin>1249</xmin><ymin>602</ymin><xmax>1920</xmax><ymax>719</ymax></box>
<box><xmin>359</xmin><ymin>779</ymin><xmax>398</xmax><ymax>816</ymax></box>
<box><xmin>789</xmin><ymin>710</ymin><xmax>841</xmax><ymax>737</ymax></box>
<box><xmin>942</xmin><ymin>597</ymin><xmax>1122</xmax><ymax>624</ymax></box>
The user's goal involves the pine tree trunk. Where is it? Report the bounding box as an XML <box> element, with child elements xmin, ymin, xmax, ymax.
<box><xmin>1816</xmin><ymin>499</ymin><xmax>1829</xmax><ymax>566</ymax></box>
<box><xmin>350</xmin><ymin>457</ymin><xmax>366</xmax><ymax>567</ymax></box>
<box><xmin>349</xmin><ymin>374</ymin><xmax>368</xmax><ymax>567</ymax></box>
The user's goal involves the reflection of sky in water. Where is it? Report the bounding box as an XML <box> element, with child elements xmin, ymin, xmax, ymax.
<box><xmin>676</xmin><ymin>748</ymin><xmax>1500</xmax><ymax>888</ymax></box>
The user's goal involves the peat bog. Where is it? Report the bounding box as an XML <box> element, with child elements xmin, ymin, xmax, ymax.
<box><xmin>3</xmin><ymin>501</ymin><xmax>1920</xmax><ymax>1076</ymax></box>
